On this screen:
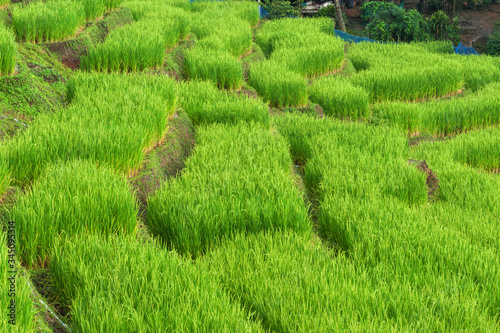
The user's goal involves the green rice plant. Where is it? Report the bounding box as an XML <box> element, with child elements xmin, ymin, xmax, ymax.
<box><xmin>271</xmin><ymin>113</ymin><xmax>500</xmax><ymax>328</ymax></box>
<box><xmin>77</xmin><ymin>0</ymin><xmax>123</xmax><ymax>20</ymax></box>
<box><xmin>0</xmin><ymin>162</ymin><xmax>9</xmax><ymax>197</ymax></box>
<box><xmin>309</xmin><ymin>76</ymin><xmax>370</xmax><ymax>119</ymax></box>
<box><xmin>50</xmin><ymin>235</ymin><xmax>263</xmax><ymax>332</ymax></box>
<box><xmin>350</xmin><ymin>65</ymin><xmax>463</xmax><ymax>103</ymax></box>
<box><xmin>0</xmin><ymin>26</ymin><xmax>16</xmax><ymax>75</ymax></box>
<box><xmin>0</xmin><ymin>233</ymin><xmax>45</xmax><ymax>332</ymax></box>
<box><xmin>453</xmin><ymin>55</ymin><xmax>500</xmax><ymax>91</ymax></box>
<box><xmin>185</xmin><ymin>48</ymin><xmax>243</xmax><ymax>89</ymax></box>
<box><xmin>3</xmin><ymin>73</ymin><xmax>177</xmax><ymax>184</ymax></box>
<box><xmin>81</xmin><ymin>19</ymin><xmax>180</xmax><ymax>72</ymax></box>
<box><xmin>249</xmin><ymin>61</ymin><xmax>308</xmax><ymax>107</ymax></box>
<box><xmin>197</xmin><ymin>28</ymin><xmax>252</xmax><ymax>57</ymax></box>
<box><xmin>348</xmin><ymin>42</ymin><xmax>464</xmax><ymax>102</ymax></box>
<box><xmin>448</xmin><ymin>127</ymin><xmax>500</xmax><ymax>172</ymax></box>
<box><xmin>190</xmin><ymin>1</ymin><xmax>259</xmax><ymax>26</ymax></box>
<box><xmin>10</xmin><ymin>159</ymin><xmax>138</xmax><ymax>268</ymax></box>
<box><xmin>123</xmin><ymin>2</ymin><xmax>191</xmax><ymax>38</ymax></box>
<box><xmin>11</xmin><ymin>1</ymin><xmax>86</xmax><ymax>42</ymax></box>
<box><xmin>0</xmin><ymin>0</ymin><xmax>9</xmax><ymax>6</ymax></box>
<box><xmin>147</xmin><ymin>122</ymin><xmax>311</xmax><ymax>257</ymax></box>
<box><xmin>255</xmin><ymin>17</ymin><xmax>334</xmax><ymax>56</ymax></box>
<box><xmin>178</xmin><ymin>80</ymin><xmax>269</xmax><ymax>125</ymax></box>
<box><xmin>270</xmin><ymin>34</ymin><xmax>345</xmax><ymax>77</ymax></box>
<box><xmin>205</xmin><ymin>228</ymin><xmax>499</xmax><ymax>331</ymax></box>
<box><xmin>372</xmin><ymin>82</ymin><xmax>500</xmax><ymax>135</ymax></box>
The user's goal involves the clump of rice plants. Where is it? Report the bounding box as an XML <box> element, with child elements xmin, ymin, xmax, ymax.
<box><xmin>50</xmin><ymin>235</ymin><xmax>264</xmax><ymax>332</ymax></box>
<box><xmin>178</xmin><ymin>80</ymin><xmax>269</xmax><ymax>125</ymax></box>
<box><xmin>190</xmin><ymin>1</ymin><xmax>259</xmax><ymax>26</ymax></box>
<box><xmin>10</xmin><ymin>160</ymin><xmax>138</xmax><ymax>268</ymax></box>
<box><xmin>81</xmin><ymin>19</ymin><xmax>180</xmax><ymax>72</ymax></box>
<box><xmin>3</xmin><ymin>73</ymin><xmax>177</xmax><ymax>184</ymax></box>
<box><xmin>147</xmin><ymin>122</ymin><xmax>311</xmax><ymax>257</ymax></box>
<box><xmin>270</xmin><ymin>113</ymin><xmax>500</xmax><ymax>329</ymax></box>
<box><xmin>309</xmin><ymin>76</ymin><xmax>370</xmax><ymax>119</ymax></box>
<box><xmin>124</xmin><ymin>2</ymin><xmax>192</xmax><ymax>38</ymax></box>
<box><xmin>255</xmin><ymin>17</ymin><xmax>333</xmax><ymax>56</ymax></box>
<box><xmin>448</xmin><ymin>127</ymin><xmax>500</xmax><ymax>172</ymax></box>
<box><xmin>79</xmin><ymin>0</ymin><xmax>123</xmax><ymax>20</ymax></box>
<box><xmin>0</xmin><ymin>232</ymin><xmax>44</xmax><ymax>332</ymax></box>
<box><xmin>270</xmin><ymin>34</ymin><xmax>345</xmax><ymax>77</ymax></box>
<box><xmin>0</xmin><ymin>162</ymin><xmax>9</xmax><ymax>197</ymax></box>
<box><xmin>249</xmin><ymin>61</ymin><xmax>308</xmax><ymax>107</ymax></box>
<box><xmin>348</xmin><ymin>42</ymin><xmax>464</xmax><ymax>102</ymax></box>
<box><xmin>0</xmin><ymin>26</ymin><xmax>16</xmax><ymax>75</ymax></box>
<box><xmin>454</xmin><ymin>55</ymin><xmax>500</xmax><ymax>91</ymax></box>
<box><xmin>372</xmin><ymin>82</ymin><xmax>500</xmax><ymax>135</ymax></box>
<box><xmin>185</xmin><ymin>48</ymin><xmax>243</xmax><ymax>89</ymax></box>
<box><xmin>11</xmin><ymin>1</ymin><xmax>86</xmax><ymax>42</ymax></box>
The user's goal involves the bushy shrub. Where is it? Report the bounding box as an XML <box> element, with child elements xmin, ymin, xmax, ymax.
<box><xmin>261</xmin><ymin>0</ymin><xmax>298</xmax><ymax>19</ymax></box>
<box><xmin>486</xmin><ymin>24</ymin><xmax>500</xmax><ymax>56</ymax></box>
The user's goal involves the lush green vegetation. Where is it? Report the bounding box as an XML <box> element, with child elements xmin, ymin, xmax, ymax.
<box><xmin>249</xmin><ymin>61</ymin><xmax>308</xmax><ymax>107</ymax></box>
<box><xmin>0</xmin><ymin>25</ymin><xmax>16</xmax><ymax>75</ymax></box>
<box><xmin>1</xmin><ymin>2</ymin><xmax>500</xmax><ymax>331</ymax></box>
<box><xmin>11</xmin><ymin>160</ymin><xmax>138</xmax><ymax>268</ymax></box>
<box><xmin>178</xmin><ymin>80</ymin><xmax>269</xmax><ymax>125</ymax></box>
<box><xmin>147</xmin><ymin>122</ymin><xmax>310</xmax><ymax>257</ymax></box>
<box><xmin>185</xmin><ymin>48</ymin><xmax>243</xmax><ymax>89</ymax></box>
<box><xmin>51</xmin><ymin>235</ymin><xmax>263</xmax><ymax>332</ymax></box>
<box><xmin>1</xmin><ymin>232</ymin><xmax>47</xmax><ymax>332</ymax></box>
<box><xmin>372</xmin><ymin>83</ymin><xmax>500</xmax><ymax>135</ymax></box>
<box><xmin>2</xmin><ymin>73</ymin><xmax>176</xmax><ymax>184</ymax></box>
<box><xmin>81</xmin><ymin>18</ymin><xmax>180</xmax><ymax>72</ymax></box>
<box><xmin>309</xmin><ymin>76</ymin><xmax>370</xmax><ymax>119</ymax></box>
<box><xmin>11</xmin><ymin>1</ymin><xmax>85</xmax><ymax>42</ymax></box>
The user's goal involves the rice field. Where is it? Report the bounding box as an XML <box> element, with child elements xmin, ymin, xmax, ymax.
<box><xmin>1</xmin><ymin>0</ymin><xmax>500</xmax><ymax>331</ymax></box>
<box><xmin>0</xmin><ymin>25</ymin><xmax>16</xmax><ymax>75</ymax></box>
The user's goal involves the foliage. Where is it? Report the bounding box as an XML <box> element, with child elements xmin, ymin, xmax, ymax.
<box><xmin>185</xmin><ymin>48</ymin><xmax>243</xmax><ymax>89</ymax></box>
<box><xmin>50</xmin><ymin>235</ymin><xmax>263</xmax><ymax>332</ymax></box>
<box><xmin>261</xmin><ymin>0</ymin><xmax>298</xmax><ymax>19</ymax></box>
<box><xmin>427</xmin><ymin>11</ymin><xmax>460</xmax><ymax>44</ymax></box>
<box><xmin>11</xmin><ymin>1</ymin><xmax>86</xmax><ymax>42</ymax></box>
<box><xmin>0</xmin><ymin>233</ymin><xmax>46</xmax><ymax>332</ymax></box>
<box><xmin>0</xmin><ymin>25</ymin><xmax>15</xmax><ymax>75</ymax></box>
<box><xmin>249</xmin><ymin>60</ymin><xmax>308</xmax><ymax>107</ymax></box>
<box><xmin>348</xmin><ymin>42</ymin><xmax>464</xmax><ymax>102</ymax></box>
<box><xmin>309</xmin><ymin>76</ymin><xmax>370</xmax><ymax>120</ymax></box>
<box><xmin>10</xmin><ymin>160</ymin><xmax>138</xmax><ymax>268</ymax></box>
<box><xmin>81</xmin><ymin>18</ymin><xmax>180</xmax><ymax>72</ymax></box>
<box><xmin>372</xmin><ymin>82</ymin><xmax>500</xmax><ymax>135</ymax></box>
<box><xmin>2</xmin><ymin>73</ymin><xmax>176</xmax><ymax>184</ymax></box>
<box><xmin>147</xmin><ymin>122</ymin><xmax>311</xmax><ymax>258</ymax></box>
<box><xmin>178</xmin><ymin>80</ymin><xmax>269</xmax><ymax>125</ymax></box>
<box><xmin>486</xmin><ymin>24</ymin><xmax>500</xmax><ymax>56</ymax></box>
<box><xmin>364</xmin><ymin>2</ymin><xmax>428</xmax><ymax>42</ymax></box>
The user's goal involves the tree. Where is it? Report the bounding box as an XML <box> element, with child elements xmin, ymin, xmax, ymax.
<box><xmin>334</xmin><ymin>0</ymin><xmax>346</xmax><ymax>31</ymax></box>
<box><xmin>441</xmin><ymin>0</ymin><xmax>456</xmax><ymax>20</ymax></box>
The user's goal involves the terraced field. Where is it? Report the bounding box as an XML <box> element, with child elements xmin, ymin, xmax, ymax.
<box><xmin>1</xmin><ymin>0</ymin><xmax>499</xmax><ymax>332</ymax></box>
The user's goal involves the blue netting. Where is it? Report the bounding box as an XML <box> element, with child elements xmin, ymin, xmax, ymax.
<box><xmin>334</xmin><ymin>30</ymin><xmax>480</xmax><ymax>55</ymax></box>
<box><xmin>334</xmin><ymin>29</ymin><xmax>381</xmax><ymax>43</ymax></box>
<box><xmin>259</xmin><ymin>5</ymin><xmax>269</xmax><ymax>18</ymax></box>
<box><xmin>454</xmin><ymin>43</ymin><xmax>480</xmax><ymax>56</ymax></box>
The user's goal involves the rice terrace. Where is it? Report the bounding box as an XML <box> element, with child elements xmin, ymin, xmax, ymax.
<box><xmin>0</xmin><ymin>0</ymin><xmax>499</xmax><ymax>331</ymax></box>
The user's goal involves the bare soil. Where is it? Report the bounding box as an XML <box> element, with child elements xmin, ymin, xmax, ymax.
<box><xmin>457</xmin><ymin>4</ymin><xmax>500</xmax><ymax>49</ymax></box>
<box><xmin>409</xmin><ymin>160</ymin><xmax>440</xmax><ymax>200</ymax></box>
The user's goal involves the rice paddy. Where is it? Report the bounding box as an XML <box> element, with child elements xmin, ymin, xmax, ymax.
<box><xmin>0</xmin><ymin>25</ymin><xmax>16</xmax><ymax>75</ymax></box>
<box><xmin>1</xmin><ymin>0</ymin><xmax>500</xmax><ymax>331</ymax></box>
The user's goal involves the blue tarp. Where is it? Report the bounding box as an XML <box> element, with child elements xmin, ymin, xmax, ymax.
<box><xmin>334</xmin><ymin>29</ymin><xmax>480</xmax><ymax>56</ymax></box>
<box><xmin>259</xmin><ymin>5</ymin><xmax>269</xmax><ymax>18</ymax></box>
<box><xmin>454</xmin><ymin>43</ymin><xmax>480</xmax><ymax>55</ymax></box>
